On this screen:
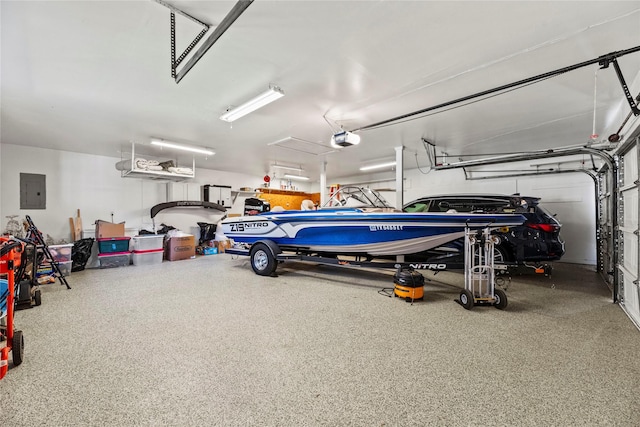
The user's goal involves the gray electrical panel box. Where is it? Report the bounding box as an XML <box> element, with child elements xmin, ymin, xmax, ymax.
<box><xmin>202</xmin><ymin>185</ymin><xmax>232</xmax><ymax>209</ymax></box>
<box><xmin>20</xmin><ymin>173</ymin><xmax>46</xmax><ymax>210</ymax></box>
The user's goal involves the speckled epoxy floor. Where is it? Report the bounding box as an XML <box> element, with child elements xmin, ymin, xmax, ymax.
<box><xmin>1</xmin><ymin>256</ymin><xmax>638</xmax><ymax>426</ymax></box>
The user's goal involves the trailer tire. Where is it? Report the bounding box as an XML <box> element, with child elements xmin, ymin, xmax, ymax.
<box><xmin>459</xmin><ymin>289</ymin><xmax>474</xmax><ymax>310</ymax></box>
<box><xmin>250</xmin><ymin>243</ymin><xmax>277</xmax><ymax>276</ymax></box>
<box><xmin>494</xmin><ymin>288</ymin><xmax>508</xmax><ymax>310</ymax></box>
<box><xmin>12</xmin><ymin>330</ymin><xmax>24</xmax><ymax>366</ymax></box>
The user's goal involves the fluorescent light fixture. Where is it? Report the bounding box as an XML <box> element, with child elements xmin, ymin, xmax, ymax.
<box><xmin>330</xmin><ymin>131</ymin><xmax>361</xmax><ymax>148</ymax></box>
<box><xmin>151</xmin><ymin>139</ymin><xmax>215</xmax><ymax>155</ymax></box>
<box><xmin>283</xmin><ymin>174</ymin><xmax>310</xmax><ymax>181</ymax></box>
<box><xmin>272</xmin><ymin>163</ymin><xmax>303</xmax><ymax>172</ymax></box>
<box><xmin>220</xmin><ymin>85</ymin><xmax>284</xmax><ymax>122</ymax></box>
<box><xmin>359</xmin><ymin>161</ymin><xmax>396</xmax><ymax>171</ymax></box>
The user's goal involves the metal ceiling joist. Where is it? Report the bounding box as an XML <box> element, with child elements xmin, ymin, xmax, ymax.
<box><xmin>174</xmin><ymin>0</ymin><xmax>254</xmax><ymax>83</ymax></box>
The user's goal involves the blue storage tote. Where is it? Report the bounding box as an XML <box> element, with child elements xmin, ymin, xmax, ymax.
<box><xmin>98</xmin><ymin>237</ymin><xmax>131</xmax><ymax>254</ymax></box>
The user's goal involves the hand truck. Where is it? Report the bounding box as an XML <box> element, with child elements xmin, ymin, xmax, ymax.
<box><xmin>458</xmin><ymin>226</ymin><xmax>508</xmax><ymax>310</ymax></box>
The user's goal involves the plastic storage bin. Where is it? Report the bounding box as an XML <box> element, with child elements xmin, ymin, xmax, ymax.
<box><xmin>98</xmin><ymin>237</ymin><xmax>131</xmax><ymax>254</ymax></box>
<box><xmin>132</xmin><ymin>249</ymin><xmax>163</xmax><ymax>266</ymax></box>
<box><xmin>131</xmin><ymin>235</ymin><xmax>164</xmax><ymax>251</ymax></box>
<box><xmin>56</xmin><ymin>261</ymin><xmax>72</xmax><ymax>276</ymax></box>
<box><xmin>98</xmin><ymin>252</ymin><xmax>131</xmax><ymax>268</ymax></box>
<box><xmin>48</xmin><ymin>243</ymin><xmax>73</xmax><ymax>263</ymax></box>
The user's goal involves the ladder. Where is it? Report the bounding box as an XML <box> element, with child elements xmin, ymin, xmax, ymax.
<box><xmin>23</xmin><ymin>216</ymin><xmax>71</xmax><ymax>290</ymax></box>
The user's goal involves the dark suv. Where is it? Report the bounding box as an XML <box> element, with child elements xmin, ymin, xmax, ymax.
<box><xmin>403</xmin><ymin>194</ymin><xmax>565</xmax><ymax>264</ymax></box>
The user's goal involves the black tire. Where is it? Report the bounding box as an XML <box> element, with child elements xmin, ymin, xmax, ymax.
<box><xmin>494</xmin><ymin>287</ymin><xmax>508</xmax><ymax>310</ymax></box>
<box><xmin>459</xmin><ymin>289</ymin><xmax>474</xmax><ymax>310</ymax></box>
<box><xmin>250</xmin><ymin>243</ymin><xmax>277</xmax><ymax>276</ymax></box>
<box><xmin>12</xmin><ymin>330</ymin><xmax>24</xmax><ymax>366</ymax></box>
<box><xmin>493</xmin><ymin>245</ymin><xmax>510</xmax><ymax>264</ymax></box>
<box><xmin>34</xmin><ymin>289</ymin><xmax>42</xmax><ymax>306</ymax></box>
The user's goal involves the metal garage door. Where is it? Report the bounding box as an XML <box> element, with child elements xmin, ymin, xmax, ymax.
<box><xmin>618</xmin><ymin>137</ymin><xmax>640</xmax><ymax>328</ymax></box>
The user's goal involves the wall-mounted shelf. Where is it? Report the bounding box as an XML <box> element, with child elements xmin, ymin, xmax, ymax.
<box><xmin>255</xmin><ymin>188</ymin><xmax>320</xmax><ymax>210</ymax></box>
<box><xmin>231</xmin><ymin>190</ymin><xmax>258</xmax><ymax>204</ymax></box>
<box><xmin>258</xmin><ymin>188</ymin><xmax>311</xmax><ymax>196</ymax></box>
<box><xmin>117</xmin><ymin>142</ymin><xmax>195</xmax><ymax>182</ymax></box>
<box><xmin>121</xmin><ymin>168</ymin><xmax>194</xmax><ymax>181</ymax></box>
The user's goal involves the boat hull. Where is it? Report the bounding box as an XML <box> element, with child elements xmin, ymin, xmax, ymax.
<box><xmin>221</xmin><ymin>210</ymin><xmax>525</xmax><ymax>256</ymax></box>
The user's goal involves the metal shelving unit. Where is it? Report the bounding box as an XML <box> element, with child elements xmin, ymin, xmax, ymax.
<box><xmin>119</xmin><ymin>142</ymin><xmax>195</xmax><ymax>181</ymax></box>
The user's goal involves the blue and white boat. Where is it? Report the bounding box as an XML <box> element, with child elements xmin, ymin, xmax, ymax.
<box><xmin>221</xmin><ymin>187</ymin><xmax>525</xmax><ymax>257</ymax></box>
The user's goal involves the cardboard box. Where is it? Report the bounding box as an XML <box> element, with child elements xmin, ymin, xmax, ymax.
<box><xmin>213</xmin><ymin>239</ymin><xmax>232</xmax><ymax>253</ymax></box>
<box><xmin>95</xmin><ymin>220</ymin><xmax>125</xmax><ymax>239</ymax></box>
<box><xmin>165</xmin><ymin>235</ymin><xmax>195</xmax><ymax>261</ymax></box>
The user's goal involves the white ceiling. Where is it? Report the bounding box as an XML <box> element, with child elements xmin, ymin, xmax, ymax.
<box><xmin>2</xmin><ymin>1</ymin><xmax>640</xmax><ymax>180</ymax></box>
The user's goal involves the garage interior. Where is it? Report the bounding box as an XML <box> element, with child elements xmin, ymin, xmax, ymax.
<box><xmin>1</xmin><ymin>1</ymin><xmax>640</xmax><ymax>425</ymax></box>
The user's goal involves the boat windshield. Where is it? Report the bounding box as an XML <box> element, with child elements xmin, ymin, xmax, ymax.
<box><xmin>323</xmin><ymin>186</ymin><xmax>393</xmax><ymax>209</ymax></box>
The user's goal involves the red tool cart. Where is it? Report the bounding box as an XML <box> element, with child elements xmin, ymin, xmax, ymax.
<box><xmin>1</xmin><ymin>237</ymin><xmax>26</xmax><ymax>380</ymax></box>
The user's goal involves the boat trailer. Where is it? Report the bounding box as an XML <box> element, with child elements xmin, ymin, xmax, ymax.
<box><xmin>225</xmin><ymin>225</ymin><xmax>523</xmax><ymax>308</ymax></box>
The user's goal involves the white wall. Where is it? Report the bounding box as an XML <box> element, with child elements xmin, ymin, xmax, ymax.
<box><xmin>0</xmin><ymin>144</ymin><xmax>280</xmax><ymax>242</ymax></box>
<box><xmin>323</xmin><ymin>162</ymin><xmax>596</xmax><ymax>265</ymax></box>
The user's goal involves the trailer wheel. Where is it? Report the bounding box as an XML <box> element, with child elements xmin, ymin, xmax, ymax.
<box><xmin>459</xmin><ymin>289</ymin><xmax>474</xmax><ymax>310</ymax></box>
<box><xmin>34</xmin><ymin>289</ymin><xmax>42</xmax><ymax>306</ymax></box>
<box><xmin>12</xmin><ymin>330</ymin><xmax>24</xmax><ymax>366</ymax></box>
<box><xmin>494</xmin><ymin>288</ymin><xmax>508</xmax><ymax>310</ymax></box>
<box><xmin>250</xmin><ymin>243</ymin><xmax>277</xmax><ymax>276</ymax></box>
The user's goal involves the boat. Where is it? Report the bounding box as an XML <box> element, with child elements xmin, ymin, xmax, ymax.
<box><xmin>220</xmin><ymin>186</ymin><xmax>525</xmax><ymax>257</ymax></box>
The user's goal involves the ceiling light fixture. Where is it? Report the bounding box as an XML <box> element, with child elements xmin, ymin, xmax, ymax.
<box><xmin>330</xmin><ymin>131</ymin><xmax>361</xmax><ymax>148</ymax></box>
<box><xmin>272</xmin><ymin>163</ymin><xmax>303</xmax><ymax>172</ymax></box>
<box><xmin>150</xmin><ymin>139</ymin><xmax>215</xmax><ymax>155</ymax></box>
<box><xmin>359</xmin><ymin>161</ymin><xmax>396</xmax><ymax>171</ymax></box>
<box><xmin>283</xmin><ymin>174</ymin><xmax>310</xmax><ymax>181</ymax></box>
<box><xmin>220</xmin><ymin>85</ymin><xmax>285</xmax><ymax>122</ymax></box>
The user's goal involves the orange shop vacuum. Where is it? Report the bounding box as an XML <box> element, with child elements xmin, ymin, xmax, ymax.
<box><xmin>393</xmin><ymin>266</ymin><xmax>425</xmax><ymax>302</ymax></box>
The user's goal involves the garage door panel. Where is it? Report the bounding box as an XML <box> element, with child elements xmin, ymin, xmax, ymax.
<box><xmin>621</xmin><ymin>232</ymin><xmax>638</xmax><ymax>272</ymax></box>
<box><xmin>622</xmin><ymin>273</ymin><xmax>640</xmax><ymax>326</ymax></box>
<box><xmin>601</xmin><ymin>197</ymin><xmax>609</xmax><ymax>224</ymax></box>
<box><xmin>622</xmin><ymin>145</ymin><xmax>638</xmax><ymax>187</ymax></box>
<box><xmin>618</xmin><ymin>138</ymin><xmax>640</xmax><ymax>329</ymax></box>
<box><xmin>622</xmin><ymin>190</ymin><xmax>638</xmax><ymax>229</ymax></box>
